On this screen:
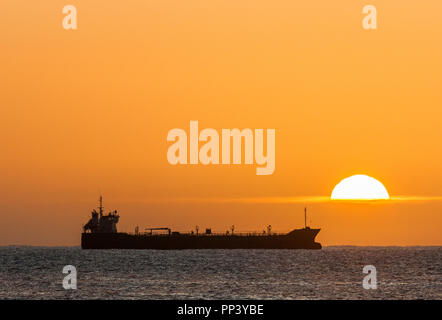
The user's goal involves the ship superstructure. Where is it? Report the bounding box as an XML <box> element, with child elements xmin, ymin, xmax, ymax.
<box><xmin>83</xmin><ymin>196</ymin><xmax>119</xmax><ymax>233</ymax></box>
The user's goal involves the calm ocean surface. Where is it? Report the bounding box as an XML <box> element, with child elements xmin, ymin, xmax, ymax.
<box><xmin>0</xmin><ymin>246</ymin><xmax>440</xmax><ymax>299</ymax></box>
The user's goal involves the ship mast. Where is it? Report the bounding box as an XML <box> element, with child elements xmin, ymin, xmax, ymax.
<box><xmin>304</xmin><ymin>207</ymin><xmax>307</xmax><ymax>228</ymax></box>
<box><xmin>99</xmin><ymin>195</ymin><xmax>103</xmax><ymax>217</ymax></box>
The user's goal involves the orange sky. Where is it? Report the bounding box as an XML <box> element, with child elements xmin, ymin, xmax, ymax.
<box><xmin>1</xmin><ymin>1</ymin><xmax>441</xmax><ymax>245</ymax></box>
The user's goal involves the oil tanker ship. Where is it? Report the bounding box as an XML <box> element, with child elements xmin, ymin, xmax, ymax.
<box><xmin>81</xmin><ymin>197</ymin><xmax>321</xmax><ymax>249</ymax></box>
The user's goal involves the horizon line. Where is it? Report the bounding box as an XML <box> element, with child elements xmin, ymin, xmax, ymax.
<box><xmin>129</xmin><ymin>195</ymin><xmax>442</xmax><ymax>204</ymax></box>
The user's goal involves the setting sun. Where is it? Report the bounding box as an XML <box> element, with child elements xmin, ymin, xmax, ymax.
<box><xmin>331</xmin><ymin>175</ymin><xmax>390</xmax><ymax>200</ymax></box>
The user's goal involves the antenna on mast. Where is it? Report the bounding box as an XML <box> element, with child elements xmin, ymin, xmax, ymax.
<box><xmin>304</xmin><ymin>207</ymin><xmax>307</xmax><ymax>228</ymax></box>
<box><xmin>99</xmin><ymin>195</ymin><xmax>103</xmax><ymax>217</ymax></box>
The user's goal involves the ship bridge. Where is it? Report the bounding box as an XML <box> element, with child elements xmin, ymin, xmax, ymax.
<box><xmin>83</xmin><ymin>196</ymin><xmax>119</xmax><ymax>234</ymax></box>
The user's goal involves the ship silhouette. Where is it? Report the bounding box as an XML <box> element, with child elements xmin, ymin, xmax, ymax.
<box><xmin>81</xmin><ymin>197</ymin><xmax>322</xmax><ymax>249</ymax></box>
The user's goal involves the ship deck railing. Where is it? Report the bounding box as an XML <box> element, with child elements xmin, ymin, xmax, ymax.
<box><xmin>127</xmin><ymin>231</ymin><xmax>289</xmax><ymax>237</ymax></box>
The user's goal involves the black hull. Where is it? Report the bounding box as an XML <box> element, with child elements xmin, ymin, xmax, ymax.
<box><xmin>81</xmin><ymin>229</ymin><xmax>321</xmax><ymax>250</ymax></box>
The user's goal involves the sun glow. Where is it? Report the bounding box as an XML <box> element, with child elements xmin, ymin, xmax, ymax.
<box><xmin>331</xmin><ymin>174</ymin><xmax>390</xmax><ymax>200</ymax></box>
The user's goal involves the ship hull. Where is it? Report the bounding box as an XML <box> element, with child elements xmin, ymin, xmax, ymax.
<box><xmin>81</xmin><ymin>229</ymin><xmax>321</xmax><ymax>250</ymax></box>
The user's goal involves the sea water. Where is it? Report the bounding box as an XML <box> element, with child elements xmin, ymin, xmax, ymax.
<box><xmin>0</xmin><ymin>246</ymin><xmax>440</xmax><ymax>299</ymax></box>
